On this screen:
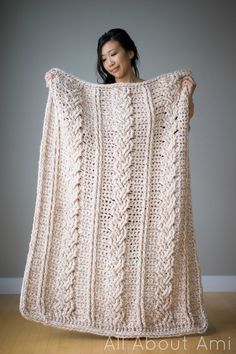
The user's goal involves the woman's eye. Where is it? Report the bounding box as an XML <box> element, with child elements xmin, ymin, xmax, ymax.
<box><xmin>102</xmin><ymin>53</ymin><xmax>116</xmax><ymax>62</ymax></box>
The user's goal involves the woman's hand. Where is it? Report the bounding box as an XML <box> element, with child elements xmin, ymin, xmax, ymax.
<box><xmin>181</xmin><ymin>75</ymin><xmax>196</xmax><ymax>96</ymax></box>
<box><xmin>182</xmin><ymin>75</ymin><xmax>196</xmax><ymax>126</ymax></box>
<box><xmin>45</xmin><ymin>71</ymin><xmax>54</xmax><ymax>87</ymax></box>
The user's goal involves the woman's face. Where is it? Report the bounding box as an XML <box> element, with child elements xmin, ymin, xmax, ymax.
<box><xmin>101</xmin><ymin>40</ymin><xmax>134</xmax><ymax>78</ymax></box>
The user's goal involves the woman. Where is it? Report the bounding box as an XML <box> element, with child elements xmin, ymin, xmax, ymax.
<box><xmin>45</xmin><ymin>28</ymin><xmax>196</xmax><ymax>119</ymax></box>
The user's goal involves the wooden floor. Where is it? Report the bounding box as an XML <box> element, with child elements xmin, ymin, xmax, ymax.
<box><xmin>0</xmin><ymin>293</ymin><xmax>235</xmax><ymax>354</ymax></box>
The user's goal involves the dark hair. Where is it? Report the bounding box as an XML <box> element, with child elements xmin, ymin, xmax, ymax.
<box><xmin>96</xmin><ymin>28</ymin><xmax>140</xmax><ymax>84</ymax></box>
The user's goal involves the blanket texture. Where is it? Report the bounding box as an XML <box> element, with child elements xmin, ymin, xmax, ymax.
<box><xmin>19</xmin><ymin>67</ymin><xmax>208</xmax><ymax>338</ymax></box>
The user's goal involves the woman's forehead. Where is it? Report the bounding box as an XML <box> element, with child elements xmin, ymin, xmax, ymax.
<box><xmin>101</xmin><ymin>40</ymin><xmax>120</xmax><ymax>56</ymax></box>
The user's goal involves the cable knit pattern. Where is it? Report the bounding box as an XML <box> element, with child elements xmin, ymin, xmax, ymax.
<box><xmin>59</xmin><ymin>88</ymin><xmax>83</xmax><ymax>318</ymax></box>
<box><xmin>19</xmin><ymin>67</ymin><xmax>208</xmax><ymax>338</ymax></box>
<box><xmin>108</xmin><ymin>87</ymin><xmax>134</xmax><ymax>327</ymax></box>
<box><xmin>152</xmin><ymin>80</ymin><xmax>180</xmax><ymax>323</ymax></box>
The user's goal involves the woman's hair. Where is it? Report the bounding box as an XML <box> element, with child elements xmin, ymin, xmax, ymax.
<box><xmin>96</xmin><ymin>28</ymin><xmax>140</xmax><ymax>84</ymax></box>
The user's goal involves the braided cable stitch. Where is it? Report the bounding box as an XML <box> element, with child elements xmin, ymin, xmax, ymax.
<box><xmin>19</xmin><ymin>67</ymin><xmax>208</xmax><ymax>338</ymax></box>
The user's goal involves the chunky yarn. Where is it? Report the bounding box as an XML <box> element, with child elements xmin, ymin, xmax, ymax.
<box><xmin>19</xmin><ymin>67</ymin><xmax>208</xmax><ymax>338</ymax></box>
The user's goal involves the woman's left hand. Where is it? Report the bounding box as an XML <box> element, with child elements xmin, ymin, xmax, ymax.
<box><xmin>181</xmin><ymin>75</ymin><xmax>196</xmax><ymax>97</ymax></box>
<box><xmin>182</xmin><ymin>75</ymin><xmax>196</xmax><ymax>129</ymax></box>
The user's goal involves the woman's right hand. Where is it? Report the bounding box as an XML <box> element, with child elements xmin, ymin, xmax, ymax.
<box><xmin>45</xmin><ymin>71</ymin><xmax>54</xmax><ymax>87</ymax></box>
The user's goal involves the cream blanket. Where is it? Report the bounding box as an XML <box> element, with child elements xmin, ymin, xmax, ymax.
<box><xmin>19</xmin><ymin>67</ymin><xmax>208</xmax><ymax>338</ymax></box>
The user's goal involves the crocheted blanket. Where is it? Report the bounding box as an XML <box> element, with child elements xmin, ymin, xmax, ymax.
<box><xmin>19</xmin><ymin>67</ymin><xmax>208</xmax><ymax>338</ymax></box>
